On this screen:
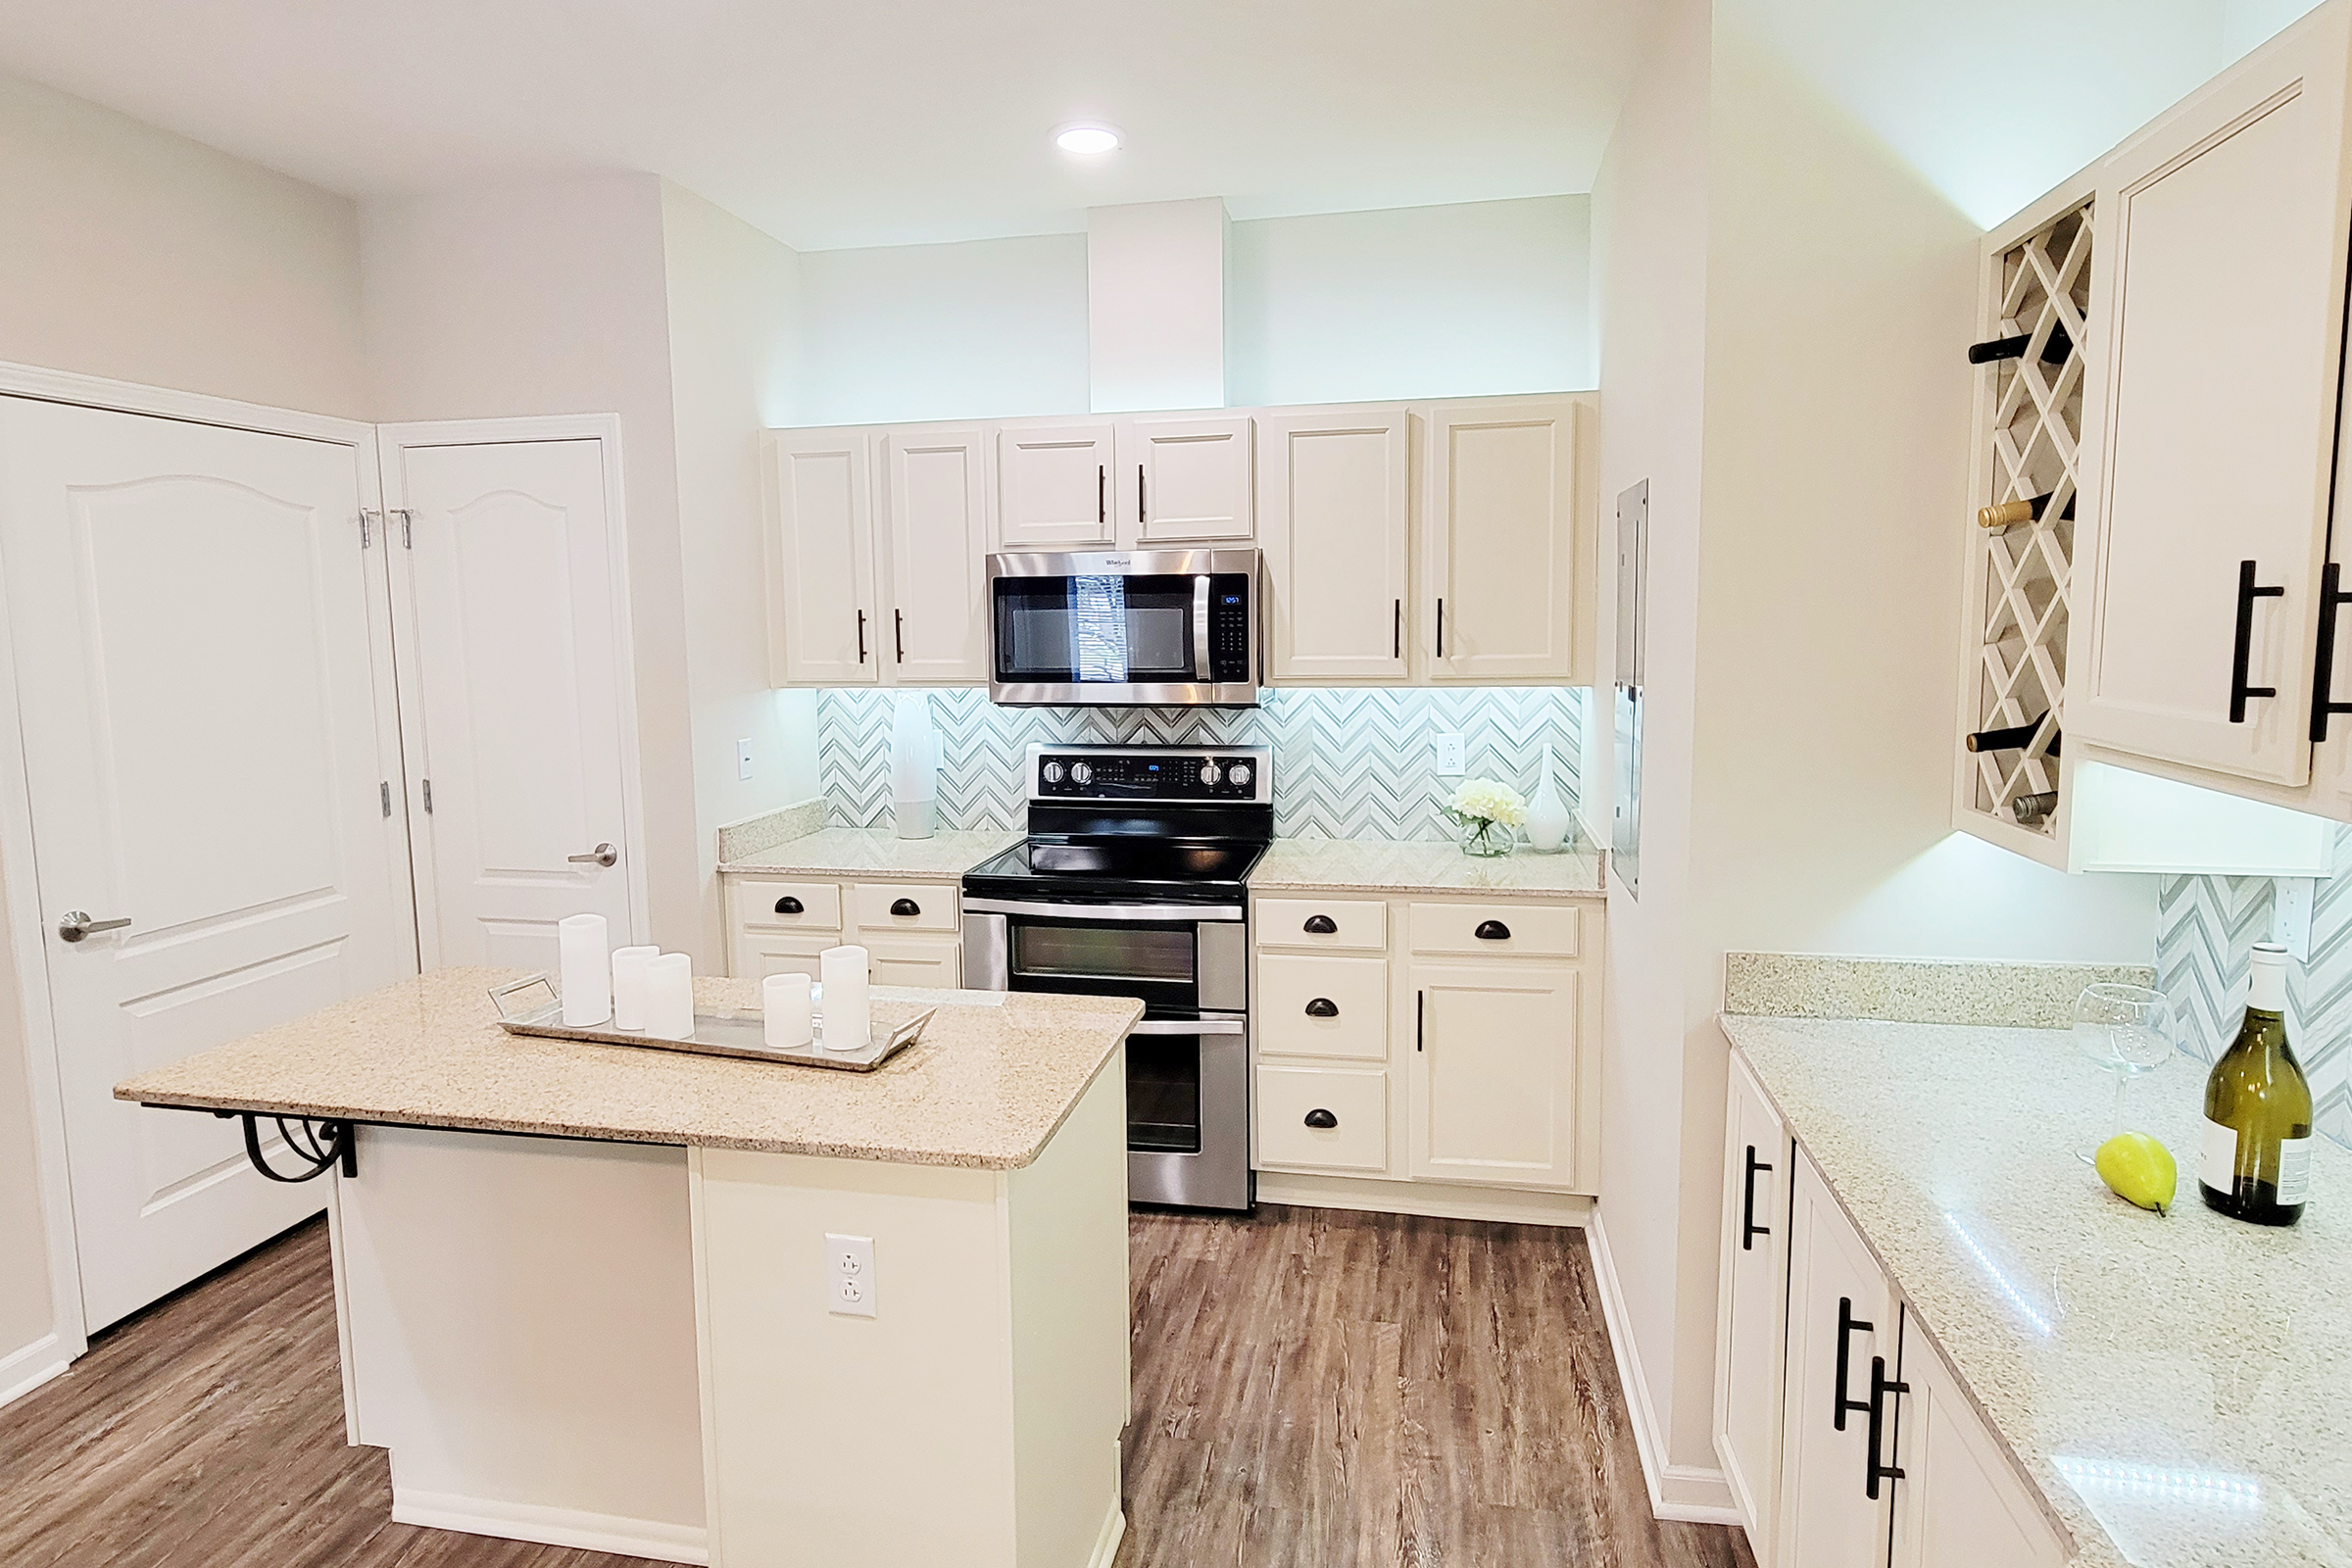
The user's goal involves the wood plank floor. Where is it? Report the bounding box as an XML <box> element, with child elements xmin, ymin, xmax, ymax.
<box><xmin>0</xmin><ymin>1205</ymin><xmax>1753</xmax><ymax>1568</ymax></box>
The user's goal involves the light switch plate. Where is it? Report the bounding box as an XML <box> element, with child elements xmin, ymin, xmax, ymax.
<box><xmin>736</xmin><ymin>738</ymin><xmax>755</xmax><ymax>781</ymax></box>
<box><xmin>1435</xmin><ymin>733</ymin><xmax>1466</xmax><ymax>776</ymax></box>
<box><xmin>826</xmin><ymin>1232</ymin><xmax>875</xmax><ymax>1317</ymax></box>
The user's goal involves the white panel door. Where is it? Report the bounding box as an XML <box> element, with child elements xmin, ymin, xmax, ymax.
<box><xmin>766</xmin><ymin>428</ymin><xmax>880</xmax><ymax>685</ymax></box>
<box><xmin>2074</xmin><ymin>5</ymin><xmax>2352</xmax><ymax>784</ymax></box>
<box><xmin>1716</xmin><ymin>1053</ymin><xmax>1792</xmax><ymax>1560</ymax></box>
<box><xmin>996</xmin><ymin>421</ymin><xmax>1114</xmax><ymax>548</ymax></box>
<box><xmin>0</xmin><ymin>398</ymin><xmax>413</xmax><ymax>1329</ymax></box>
<box><xmin>1887</xmin><ymin>1307</ymin><xmax>2069</xmax><ymax>1568</ymax></box>
<box><xmin>1423</xmin><ymin>399</ymin><xmax>1583</xmax><ymax>681</ymax></box>
<box><xmin>385</xmin><ymin>436</ymin><xmax>636</xmax><ymax>970</ymax></box>
<box><xmin>1776</xmin><ymin>1152</ymin><xmax>1894</xmax><ymax>1568</ymax></box>
<box><xmin>1405</xmin><ymin>960</ymin><xmax>1581</xmax><ymax>1189</ymax></box>
<box><xmin>883</xmin><ymin>428</ymin><xmax>989</xmax><ymax>683</ymax></box>
<box><xmin>1118</xmin><ymin>415</ymin><xmax>1254</xmax><ymax>545</ymax></box>
<box><xmin>1258</xmin><ymin>407</ymin><xmax>1410</xmax><ymax>681</ymax></box>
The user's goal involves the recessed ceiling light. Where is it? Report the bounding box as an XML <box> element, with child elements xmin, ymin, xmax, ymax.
<box><xmin>1054</xmin><ymin>122</ymin><xmax>1122</xmax><ymax>156</ymax></box>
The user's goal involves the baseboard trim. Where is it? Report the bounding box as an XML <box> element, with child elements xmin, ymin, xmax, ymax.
<box><xmin>1254</xmin><ymin>1171</ymin><xmax>1593</xmax><ymax>1228</ymax></box>
<box><xmin>391</xmin><ymin>1487</ymin><xmax>708</xmax><ymax>1566</ymax></box>
<box><xmin>1088</xmin><ymin>1499</ymin><xmax>1126</xmax><ymax>1568</ymax></box>
<box><xmin>1582</xmin><ymin>1214</ymin><xmax>1741</xmax><ymax>1526</ymax></box>
<box><xmin>0</xmin><ymin>1333</ymin><xmax>72</xmax><ymax>1412</ymax></box>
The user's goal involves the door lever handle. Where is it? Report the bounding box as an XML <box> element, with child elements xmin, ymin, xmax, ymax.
<box><xmin>568</xmin><ymin>843</ymin><xmax>619</xmax><ymax>867</ymax></box>
<box><xmin>59</xmin><ymin>910</ymin><xmax>132</xmax><ymax>943</ymax></box>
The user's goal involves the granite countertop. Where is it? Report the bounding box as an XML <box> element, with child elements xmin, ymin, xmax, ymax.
<box><xmin>1722</xmin><ymin>1011</ymin><xmax>2352</xmax><ymax>1568</ymax></box>
<box><xmin>1250</xmin><ymin>836</ymin><xmax>1606</xmax><ymax>897</ymax></box>
<box><xmin>117</xmin><ymin>967</ymin><xmax>1142</xmax><ymax>1170</ymax></box>
<box><xmin>716</xmin><ymin>826</ymin><xmax>1018</xmax><ymax>880</ymax></box>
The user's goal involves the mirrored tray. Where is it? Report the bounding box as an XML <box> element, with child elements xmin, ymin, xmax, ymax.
<box><xmin>487</xmin><ymin>974</ymin><xmax>933</xmax><ymax>1072</ymax></box>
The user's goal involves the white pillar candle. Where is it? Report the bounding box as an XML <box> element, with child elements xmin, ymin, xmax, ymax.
<box><xmin>610</xmin><ymin>946</ymin><xmax>660</xmax><ymax>1030</ymax></box>
<box><xmin>763</xmin><ymin>972</ymin><xmax>813</xmax><ymax>1050</ymax></box>
<box><xmin>819</xmin><ymin>945</ymin><xmax>870</xmax><ymax>1052</ymax></box>
<box><xmin>646</xmin><ymin>953</ymin><xmax>695</xmax><ymax>1041</ymax></box>
<box><xmin>558</xmin><ymin>913</ymin><xmax>612</xmax><ymax>1026</ymax></box>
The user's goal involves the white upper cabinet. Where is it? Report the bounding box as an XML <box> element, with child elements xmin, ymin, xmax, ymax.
<box><xmin>996</xmin><ymin>421</ymin><xmax>1114</xmax><ymax>549</ymax></box>
<box><xmin>1259</xmin><ymin>406</ymin><xmax>1410</xmax><ymax>682</ymax></box>
<box><xmin>1422</xmin><ymin>397</ymin><xmax>1588</xmax><ymax>682</ymax></box>
<box><xmin>881</xmin><ymin>427</ymin><xmax>990</xmax><ymax>683</ymax></box>
<box><xmin>1116</xmin><ymin>414</ymin><xmax>1254</xmax><ymax>545</ymax></box>
<box><xmin>2075</xmin><ymin>5</ymin><xmax>2352</xmax><ymax>785</ymax></box>
<box><xmin>765</xmin><ymin>428</ymin><xmax>879</xmax><ymax>686</ymax></box>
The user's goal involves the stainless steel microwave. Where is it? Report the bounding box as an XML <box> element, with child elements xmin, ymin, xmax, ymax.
<box><xmin>986</xmin><ymin>548</ymin><xmax>1261</xmax><ymax>707</ymax></box>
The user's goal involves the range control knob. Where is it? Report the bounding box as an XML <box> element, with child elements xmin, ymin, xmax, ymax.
<box><xmin>1069</xmin><ymin>761</ymin><xmax>1094</xmax><ymax>787</ymax></box>
<box><xmin>1199</xmin><ymin>760</ymin><xmax>1222</xmax><ymax>787</ymax></box>
<box><xmin>1229</xmin><ymin>761</ymin><xmax>1253</xmax><ymax>788</ymax></box>
<box><xmin>1041</xmin><ymin>760</ymin><xmax>1065</xmax><ymax>785</ymax></box>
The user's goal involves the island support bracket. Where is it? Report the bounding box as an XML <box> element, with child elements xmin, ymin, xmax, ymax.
<box><xmin>215</xmin><ymin>1110</ymin><xmax>357</xmax><ymax>1181</ymax></box>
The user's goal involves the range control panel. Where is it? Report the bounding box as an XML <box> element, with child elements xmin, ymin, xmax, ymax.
<box><xmin>1032</xmin><ymin>745</ymin><xmax>1272</xmax><ymax>804</ymax></box>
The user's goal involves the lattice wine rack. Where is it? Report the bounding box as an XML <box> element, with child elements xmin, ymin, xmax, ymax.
<box><xmin>1958</xmin><ymin>192</ymin><xmax>2093</xmax><ymax>858</ymax></box>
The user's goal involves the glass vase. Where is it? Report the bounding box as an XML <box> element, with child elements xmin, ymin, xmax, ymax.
<box><xmin>1459</xmin><ymin>817</ymin><xmax>1515</xmax><ymax>858</ymax></box>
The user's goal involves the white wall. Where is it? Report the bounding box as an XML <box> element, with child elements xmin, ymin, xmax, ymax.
<box><xmin>1228</xmin><ymin>196</ymin><xmax>1594</xmax><ymax>405</ymax></box>
<box><xmin>361</xmin><ymin>175</ymin><xmax>706</xmax><ymax>961</ymax></box>
<box><xmin>661</xmin><ymin>183</ymin><xmax>823</xmax><ymax>953</ymax></box>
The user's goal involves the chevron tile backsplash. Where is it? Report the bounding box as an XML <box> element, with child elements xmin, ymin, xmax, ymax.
<box><xmin>2155</xmin><ymin>826</ymin><xmax>2352</xmax><ymax>1150</ymax></box>
<box><xmin>815</xmin><ymin>686</ymin><xmax>1583</xmax><ymax>844</ymax></box>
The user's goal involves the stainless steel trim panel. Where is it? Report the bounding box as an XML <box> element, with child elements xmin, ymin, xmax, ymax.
<box><xmin>960</xmin><ymin>911</ymin><xmax>1008</xmax><ymax>989</ymax></box>
<box><xmin>1195</xmin><ymin>921</ymin><xmax>1249</xmax><ymax>1012</ymax></box>
<box><xmin>961</xmin><ymin>895</ymin><xmax>1246</xmax><ymax>923</ymax></box>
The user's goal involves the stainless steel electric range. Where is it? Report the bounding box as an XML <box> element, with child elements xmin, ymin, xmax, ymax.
<box><xmin>960</xmin><ymin>743</ymin><xmax>1270</xmax><ymax>1211</ymax></box>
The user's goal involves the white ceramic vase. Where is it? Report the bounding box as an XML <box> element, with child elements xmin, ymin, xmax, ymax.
<box><xmin>1525</xmin><ymin>744</ymin><xmax>1572</xmax><ymax>854</ymax></box>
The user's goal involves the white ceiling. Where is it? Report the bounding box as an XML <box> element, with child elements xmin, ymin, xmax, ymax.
<box><xmin>0</xmin><ymin>0</ymin><xmax>1651</xmax><ymax>251</ymax></box>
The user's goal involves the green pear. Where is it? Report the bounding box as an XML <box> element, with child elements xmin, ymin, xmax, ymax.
<box><xmin>2095</xmin><ymin>1132</ymin><xmax>2177</xmax><ymax>1215</ymax></box>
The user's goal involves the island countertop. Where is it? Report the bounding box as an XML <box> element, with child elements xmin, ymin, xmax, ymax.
<box><xmin>1722</xmin><ymin>1011</ymin><xmax>2352</xmax><ymax>1568</ymax></box>
<box><xmin>116</xmin><ymin>967</ymin><xmax>1142</xmax><ymax>1170</ymax></box>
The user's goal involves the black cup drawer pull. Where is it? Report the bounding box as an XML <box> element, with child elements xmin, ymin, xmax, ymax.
<box><xmin>1303</xmin><ymin>1108</ymin><xmax>1339</xmax><ymax>1129</ymax></box>
<box><xmin>773</xmin><ymin>896</ymin><xmax>804</xmax><ymax>915</ymax></box>
<box><xmin>1304</xmin><ymin>998</ymin><xmax>1340</xmax><ymax>1018</ymax></box>
<box><xmin>1473</xmin><ymin>919</ymin><xmax>1511</xmax><ymax>941</ymax></box>
<box><xmin>1302</xmin><ymin>914</ymin><xmax>1338</xmax><ymax>934</ymax></box>
<box><xmin>890</xmin><ymin>897</ymin><xmax>921</xmax><ymax>917</ymax></box>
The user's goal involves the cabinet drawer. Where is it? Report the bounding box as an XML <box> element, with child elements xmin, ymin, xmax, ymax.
<box><xmin>864</xmin><ymin>934</ymin><xmax>963</xmax><ymax>990</ymax></box>
<box><xmin>1255</xmin><ymin>1066</ymin><xmax>1388</xmax><ymax>1173</ymax></box>
<box><xmin>853</xmin><ymin>881</ymin><xmax>957</xmax><ymax>932</ymax></box>
<box><xmin>1255</xmin><ymin>954</ymin><xmax>1389</xmax><ymax>1062</ymax></box>
<box><xmin>733</xmin><ymin>878</ymin><xmax>843</xmax><ymax>932</ymax></box>
<box><xmin>735</xmin><ymin>930</ymin><xmax>838</xmax><ymax>981</ymax></box>
<box><xmin>1409</xmin><ymin>901</ymin><xmax>1580</xmax><ymax>958</ymax></box>
<box><xmin>1255</xmin><ymin>897</ymin><xmax>1387</xmax><ymax>952</ymax></box>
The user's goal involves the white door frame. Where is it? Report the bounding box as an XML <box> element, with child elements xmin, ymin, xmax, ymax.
<box><xmin>0</xmin><ymin>357</ymin><xmax>392</xmax><ymax>1375</ymax></box>
<box><xmin>374</xmin><ymin>416</ymin><xmax>652</xmax><ymax>959</ymax></box>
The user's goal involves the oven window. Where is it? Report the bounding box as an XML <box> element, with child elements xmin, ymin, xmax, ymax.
<box><xmin>1127</xmin><ymin>1034</ymin><xmax>1202</xmax><ymax>1153</ymax></box>
<box><xmin>994</xmin><ymin>573</ymin><xmax>1203</xmax><ymax>683</ymax></box>
<box><xmin>1012</xmin><ymin>923</ymin><xmax>1195</xmax><ymax>984</ymax></box>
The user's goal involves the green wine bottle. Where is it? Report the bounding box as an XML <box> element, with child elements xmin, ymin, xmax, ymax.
<box><xmin>2198</xmin><ymin>942</ymin><xmax>2314</xmax><ymax>1226</ymax></box>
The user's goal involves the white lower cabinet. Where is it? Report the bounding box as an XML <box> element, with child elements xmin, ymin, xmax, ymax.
<box><xmin>1406</xmin><ymin>960</ymin><xmax>1583</xmax><ymax>1187</ymax></box>
<box><xmin>1888</xmin><ymin>1309</ymin><xmax>2068</xmax><ymax>1568</ymax></box>
<box><xmin>863</xmin><ymin>933</ymin><xmax>962</xmax><ymax>988</ymax></box>
<box><xmin>1777</xmin><ymin>1151</ymin><xmax>1897</xmax><ymax>1568</ymax></box>
<box><xmin>1714</xmin><ymin>1054</ymin><xmax>1791</xmax><ymax>1563</ymax></box>
<box><xmin>1255</xmin><ymin>1064</ymin><xmax>1388</xmax><ymax>1172</ymax></box>
<box><xmin>726</xmin><ymin>874</ymin><xmax>962</xmax><ymax>984</ymax></box>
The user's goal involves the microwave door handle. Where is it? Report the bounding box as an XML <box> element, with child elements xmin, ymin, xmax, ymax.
<box><xmin>1193</xmin><ymin>575</ymin><xmax>1212</xmax><ymax>682</ymax></box>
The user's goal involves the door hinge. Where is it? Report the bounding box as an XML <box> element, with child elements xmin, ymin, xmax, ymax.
<box><xmin>380</xmin><ymin>781</ymin><xmax>392</xmax><ymax>818</ymax></box>
<box><xmin>421</xmin><ymin>779</ymin><xmax>434</xmax><ymax>814</ymax></box>
<box><xmin>360</xmin><ymin>509</ymin><xmax>380</xmax><ymax>549</ymax></box>
<box><xmin>391</xmin><ymin>508</ymin><xmax>414</xmax><ymax>548</ymax></box>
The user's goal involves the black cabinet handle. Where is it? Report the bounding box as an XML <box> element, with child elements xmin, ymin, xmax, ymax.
<box><xmin>857</xmin><ymin>610</ymin><xmax>867</xmax><ymax>663</ymax></box>
<box><xmin>1393</xmin><ymin>599</ymin><xmax>1401</xmax><ymax>661</ymax></box>
<box><xmin>1833</xmin><ymin>1298</ymin><xmax>1874</xmax><ymax>1432</ymax></box>
<box><xmin>773</xmin><ymin>896</ymin><xmax>804</xmax><ymax>915</ymax></box>
<box><xmin>1303</xmin><ymin>1108</ymin><xmax>1338</xmax><ymax>1130</ymax></box>
<box><xmin>2230</xmin><ymin>558</ymin><xmax>2284</xmax><ymax>722</ymax></box>
<box><xmin>1304</xmin><ymin>998</ymin><xmax>1339</xmax><ymax>1018</ymax></box>
<box><xmin>1740</xmin><ymin>1145</ymin><xmax>1773</xmax><ymax>1251</ymax></box>
<box><xmin>1415</xmin><ymin>989</ymin><xmax>1425</xmax><ymax>1052</ymax></box>
<box><xmin>1302</xmin><ymin>914</ymin><xmax>1338</xmax><ymax>935</ymax></box>
<box><xmin>1436</xmin><ymin>596</ymin><xmax>1446</xmax><ymax>658</ymax></box>
<box><xmin>895</xmin><ymin>609</ymin><xmax>906</xmax><ymax>663</ymax></box>
<box><xmin>1473</xmin><ymin>919</ymin><xmax>1511</xmax><ymax>941</ymax></box>
<box><xmin>2314</xmin><ymin>561</ymin><xmax>2352</xmax><ymax>741</ymax></box>
<box><xmin>890</xmin><ymin>898</ymin><xmax>921</xmax><ymax>917</ymax></box>
<box><xmin>1098</xmin><ymin>465</ymin><xmax>1105</xmax><ymax>524</ymax></box>
<box><xmin>1138</xmin><ymin>464</ymin><xmax>1147</xmax><ymax>524</ymax></box>
<box><xmin>1865</xmin><ymin>1355</ymin><xmax>1910</xmax><ymax>1500</ymax></box>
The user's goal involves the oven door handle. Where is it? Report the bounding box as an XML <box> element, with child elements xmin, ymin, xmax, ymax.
<box><xmin>1127</xmin><ymin>1015</ymin><xmax>1249</xmax><ymax>1037</ymax></box>
<box><xmin>1193</xmin><ymin>574</ymin><xmax>1212</xmax><ymax>682</ymax></box>
<box><xmin>961</xmin><ymin>895</ymin><xmax>1247</xmax><ymax>923</ymax></box>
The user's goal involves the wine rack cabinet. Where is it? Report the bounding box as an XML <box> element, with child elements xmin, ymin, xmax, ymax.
<box><xmin>1952</xmin><ymin>176</ymin><xmax>2094</xmax><ymax>869</ymax></box>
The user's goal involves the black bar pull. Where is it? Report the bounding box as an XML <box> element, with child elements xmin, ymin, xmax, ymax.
<box><xmin>1302</xmin><ymin>914</ymin><xmax>1338</xmax><ymax>935</ymax></box>
<box><xmin>1098</xmin><ymin>464</ymin><xmax>1106</xmax><ymax>524</ymax></box>
<box><xmin>895</xmin><ymin>609</ymin><xmax>906</xmax><ymax>663</ymax></box>
<box><xmin>773</xmin><ymin>895</ymin><xmax>804</xmax><ymax>915</ymax></box>
<box><xmin>1416</xmin><ymin>990</ymin><xmax>1425</xmax><ymax>1052</ymax></box>
<box><xmin>2230</xmin><ymin>559</ymin><xmax>2283</xmax><ymax>722</ymax></box>
<box><xmin>857</xmin><ymin>610</ymin><xmax>867</xmax><ymax>664</ymax></box>
<box><xmin>1474</xmin><ymin>919</ymin><xmax>1511</xmax><ymax>941</ymax></box>
<box><xmin>1303</xmin><ymin>1108</ymin><xmax>1338</xmax><ymax>1129</ymax></box>
<box><xmin>1393</xmin><ymin>599</ymin><xmax>1402</xmax><ymax>661</ymax></box>
<box><xmin>1304</xmin><ymin>998</ymin><xmax>1339</xmax><ymax>1018</ymax></box>
<box><xmin>1833</xmin><ymin>1298</ymin><xmax>1874</xmax><ymax>1431</ymax></box>
<box><xmin>1138</xmin><ymin>464</ymin><xmax>1146</xmax><ymax>525</ymax></box>
<box><xmin>1865</xmin><ymin>1355</ymin><xmax>1910</xmax><ymax>1500</ymax></box>
<box><xmin>890</xmin><ymin>897</ymin><xmax>921</xmax><ymax>917</ymax></box>
<box><xmin>1436</xmin><ymin>597</ymin><xmax>1446</xmax><ymax>658</ymax></box>
<box><xmin>2313</xmin><ymin>561</ymin><xmax>2352</xmax><ymax>741</ymax></box>
<box><xmin>1740</xmin><ymin>1145</ymin><xmax>1773</xmax><ymax>1251</ymax></box>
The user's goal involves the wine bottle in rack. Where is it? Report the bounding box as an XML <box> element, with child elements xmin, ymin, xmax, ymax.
<box><xmin>2199</xmin><ymin>942</ymin><xmax>2313</xmax><ymax>1227</ymax></box>
<box><xmin>1967</xmin><ymin>320</ymin><xmax>2074</xmax><ymax>367</ymax></box>
<box><xmin>2008</xmin><ymin>791</ymin><xmax>2058</xmax><ymax>826</ymax></box>
<box><xmin>1964</xmin><ymin>713</ymin><xmax>2060</xmax><ymax>757</ymax></box>
<box><xmin>1977</xmin><ymin>490</ymin><xmax>2077</xmax><ymax>529</ymax></box>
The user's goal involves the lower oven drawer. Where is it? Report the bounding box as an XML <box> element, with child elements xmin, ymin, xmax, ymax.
<box><xmin>1255</xmin><ymin>1065</ymin><xmax>1387</xmax><ymax>1173</ymax></box>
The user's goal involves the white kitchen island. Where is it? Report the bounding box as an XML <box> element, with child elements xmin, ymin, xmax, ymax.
<box><xmin>116</xmin><ymin>968</ymin><xmax>1141</xmax><ymax>1568</ymax></box>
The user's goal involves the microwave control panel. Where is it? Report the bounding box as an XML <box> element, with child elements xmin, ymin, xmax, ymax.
<box><xmin>1206</xmin><ymin>573</ymin><xmax>1253</xmax><ymax>684</ymax></box>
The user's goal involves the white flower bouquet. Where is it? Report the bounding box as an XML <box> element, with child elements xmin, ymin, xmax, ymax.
<box><xmin>1444</xmin><ymin>777</ymin><xmax>1526</xmax><ymax>858</ymax></box>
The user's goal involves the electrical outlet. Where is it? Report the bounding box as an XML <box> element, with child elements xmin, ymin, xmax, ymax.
<box><xmin>826</xmin><ymin>1233</ymin><xmax>875</xmax><ymax>1318</ymax></box>
<box><xmin>1435</xmin><ymin>733</ymin><xmax>1467</xmax><ymax>776</ymax></box>
<box><xmin>736</xmin><ymin>738</ymin><xmax>755</xmax><ymax>781</ymax></box>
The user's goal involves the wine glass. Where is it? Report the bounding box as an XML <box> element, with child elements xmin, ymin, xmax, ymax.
<box><xmin>2072</xmin><ymin>983</ymin><xmax>2178</xmax><ymax>1163</ymax></box>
